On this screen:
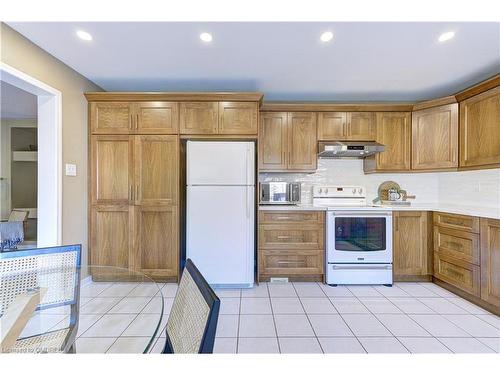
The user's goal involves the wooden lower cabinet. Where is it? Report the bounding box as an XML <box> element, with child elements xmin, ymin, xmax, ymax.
<box><xmin>393</xmin><ymin>211</ymin><xmax>432</xmax><ymax>280</ymax></box>
<box><xmin>433</xmin><ymin>212</ymin><xmax>482</xmax><ymax>300</ymax></box>
<box><xmin>91</xmin><ymin>205</ymin><xmax>134</xmax><ymax>270</ymax></box>
<box><xmin>90</xmin><ymin>204</ymin><xmax>178</xmax><ymax>281</ymax></box>
<box><xmin>433</xmin><ymin>226</ymin><xmax>480</xmax><ymax>264</ymax></box>
<box><xmin>433</xmin><ymin>212</ymin><xmax>480</xmax><ymax>233</ymax></box>
<box><xmin>259</xmin><ymin>250</ymin><xmax>323</xmax><ymax>277</ymax></box>
<box><xmin>134</xmin><ymin>205</ymin><xmax>178</xmax><ymax>280</ymax></box>
<box><xmin>434</xmin><ymin>252</ymin><xmax>481</xmax><ymax>297</ymax></box>
<box><xmin>480</xmin><ymin>218</ymin><xmax>500</xmax><ymax>306</ymax></box>
<box><xmin>258</xmin><ymin>211</ymin><xmax>324</xmax><ymax>281</ymax></box>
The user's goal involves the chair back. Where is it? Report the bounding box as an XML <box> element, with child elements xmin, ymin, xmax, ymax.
<box><xmin>163</xmin><ymin>259</ymin><xmax>220</xmax><ymax>354</ymax></box>
<box><xmin>0</xmin><ymin>245</ymin><xmax>81</xmax><ymax>316</ymax></box>
<box><xmin>8</xmin><ymin>209</ymin><xmax>29</xmax><ymax>222</ymax></box>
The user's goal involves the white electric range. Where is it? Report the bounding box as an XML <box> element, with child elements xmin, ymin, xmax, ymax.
<box><xmin>313</xmin><ymin>186</ymin><xmax>393</xmax><ymax>286</ymax></box>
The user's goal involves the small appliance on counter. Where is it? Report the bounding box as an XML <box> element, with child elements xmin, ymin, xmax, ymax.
<box><xmin>372</xmin><ymin>181</ymin><xmax>416</xmax><ymax>206</ymax></box>
<box><xmin>260</xmin><ymin>182</ymin><xmax>301</xmax><ymax>205</ymax></box>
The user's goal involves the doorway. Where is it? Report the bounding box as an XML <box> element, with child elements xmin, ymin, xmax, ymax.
<box><xmin>1</xmin><ymin>62</ymin><xmax>62</xmax><ymax>247</ymax></box>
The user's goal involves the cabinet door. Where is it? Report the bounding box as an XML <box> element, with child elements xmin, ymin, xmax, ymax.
<box><xmin>287</xmin><ymin>112</ymin><xmax>317</xmax><ymax>171</ymax></box>
<box><xmin>480</xmin><ymin>218</ymin><xmax>500</xmax><ymax>306</ymax></box>
<box><xmin>91</xmin><ymin>135</ymin><xmax>134</xmax><ymax>205</ymax></box>
<box><xmin>134</xmin><ymin>205</ymin><xmax>178</xmax><ymax>280</ymax></box>
<box><xmin>91</xmin><ymin>205</ymin><xmax>134</xmax><ymax>269</ymax></box>
<box><xmin>258</xmin><ymin>112</ymin><xmax>288</xmax><ymax>171</ymax></box>
<box><xmin>90</xmin><ymin>102</ymin><xmax>133</xmax><ymax>134</ymax></box>
<box><xmin>347</xmin><ymin>112</ymin><xmax>375</xmax><ymax>140</ymax></box>
<box><xmin>135</xmin><ymin>102</ymin><xmax>179</xmax><ymax>134</ymax></box>
<box><xmin>365</xmin><ymin>112</ymin><xmax>411</xmax><ymax>172</ymax></box>
<box><xmin>412</xmin><ymin>104</ymin><xmax>458</xmax><ymax>170</ymax></box>
<box><xmin>393</xmin><ymin>211</ymin><xmax>431</xmax><ymax>277</ymax></box>
<box><xmin>179</xmin><ymin>102</ymin><xmax>218</xmax><ymax>134</ymax></box>
<box><xmin>218</xmin><ymin>102</ymin><xmax>258</xmax><ymax>134</ymax></box>
<box><xmin>317</xmin><ymin>112</ymin><xmax>346</xmax><ymax>140</ymax></box>
<box><xmin>134</xmin><ymin>135</ymin><xmax>178</xmax><ymax>206</ymax></box>
<box><xmin>460</xmin><ymin>86</ymin><xmax>500</xmax><ymax>168</ymax></box>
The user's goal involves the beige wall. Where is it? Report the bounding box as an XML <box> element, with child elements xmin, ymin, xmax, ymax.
<box><xmin>1</xmin><ymin>23</ymin><xmax>103</xmax><ymax>266</ymax></box>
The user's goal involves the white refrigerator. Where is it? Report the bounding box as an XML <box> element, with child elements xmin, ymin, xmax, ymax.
<box><xmin>186</xmin><ymin>141</ymin><xmax>255</xmax><ymax>288</ymax></box>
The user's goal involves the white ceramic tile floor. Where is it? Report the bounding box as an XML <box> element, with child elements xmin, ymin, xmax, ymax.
<box><xmin>76</xmin><ymin>281</ymin><xmax>500</xmax><ymax>354</ymax></box>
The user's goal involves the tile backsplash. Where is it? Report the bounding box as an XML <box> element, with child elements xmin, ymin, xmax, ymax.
<box><xmin>438</xmin><ymin>168</ymin><xmax>500</xmax><ymax>208</ymax></box>
<box><xmin>259</xmin><ymin>159</ymin><xmax>500</xmax><ymax>207</ymax></box>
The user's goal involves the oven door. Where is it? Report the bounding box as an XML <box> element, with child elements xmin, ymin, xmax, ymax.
<box><xmin>327</xmin><ymin>211</ymin><xmax>392</xmax><ymax>263</ymax></box>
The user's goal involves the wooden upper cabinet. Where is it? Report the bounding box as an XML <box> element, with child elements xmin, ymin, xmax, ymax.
<box><xmin>179</xmin><ymin>102</ymin><xmax>218</xmax><ymax>134</ymax></box>
<box><xmin>91</xmin><ymin>102</ymin><xmax>133</xmax><ymax>134</ymax></box>
<box><xmin>347</xmin><ymin>112</ymin><xmax>375</xmax><ymax>140</ymax></box>
<box><xmin>287</xmin><ymin>112</ymin><xmax>317</xmax><ymax>171</ymax></box>
<box><xmin>134</xmin><ymin>205</ymin><xmax>178</xmax><ymax>280</ymax></box>
<box><xmin>460</xmin><ymin>86</ymin><xmax>500</xmax><ymax>169</ymax></box>
<box><xmin>259</xmin><ymin>112</ymin><xmax>288</xmax><ymax>171</ymax></box>
<box><xmin>480</xmin><ymin>218</ymin><xmax>500</xmax><ymax>306</ymax></box>
<box><xmin>317</xmin><ymin>112</ymin><xmax>374</xmax><ymax>140</ymax></box>
<box><xmin>134</xmin><ymin>135</ymin><xmax>178</xmax><ymax>206</ymax></box>
<box><xmin>364</xmin><ymin>112</ymin><xmax>411</xmax><ymax>172</ymax></box>
<box><xmin>135</xmin><ymin>102</ymin><xmax>179</xmax><ymax>134</ymax></box>
<box><xmin>91</xmin><ymin>135</ymin><xmax>134</xmax><ymax>205</ymax></box>
<box><xmin>412</xmin><ymin>103</ymin><xmax>458</xmax><ymax>170</ymax></box>
<box><xmin>317</xmin><ymin>112</ymin><xmax>346</xmax><ymax>140</ymax></box>
<box><xmin>91</xmin><ymin>205</ymin><xmax>134</xmax><ymax>269</ymax></box>
<box><xmin>393</xmin><ymin>211</ymin><xmax>431</xmax><ymax>278</ymax></box>
<box><xmin>218</xmin><ymin>102</ymin><xmax>258</xmax><ymax>134</ymax></box>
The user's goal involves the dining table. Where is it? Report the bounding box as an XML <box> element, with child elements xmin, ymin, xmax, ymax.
<box><xmin>2</xmin><ymin>265</ymin><xmax>167</xmax><ymax>354</ymax></box>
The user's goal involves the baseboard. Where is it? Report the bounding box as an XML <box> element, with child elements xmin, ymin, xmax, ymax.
<box><xmin>394</xmin><ymin>275</ymin><xmax>432</xmax><ymax>282</ymax></box>
<box><xmin>259</xmin><ymin>275</ymin><xmax>323</xmax><ymax>283</ymax></box>
<box><xmin>433</xmin><ymin>277</ymin><xmax>500</xmax><ymax>316</ymax></box>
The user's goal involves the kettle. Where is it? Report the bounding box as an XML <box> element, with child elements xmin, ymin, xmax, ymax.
<box><xmin>387</xmin><ymin>188</ymin><xmax>402</xmax><ymax>201</ymax></box>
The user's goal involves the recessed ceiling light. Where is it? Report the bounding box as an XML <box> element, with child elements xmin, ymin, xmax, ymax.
<box><xmin>200</xmin><ymin>32</ymin><xmax>213</xmax><ymax>42</ymax></box>
<box><xmin>320</xmin><ymin>31</ymin><xmax>334</xmax><ymax>42</ymax></box>
<box><xmin>438</xmin><ymin>31</ymin><xmax>455</xmax><ymax>42</ymax></box>
<box><xmin>76</xmin><ymin>30</ymin><xmax>92</xmax><ymax>41</ymax></box>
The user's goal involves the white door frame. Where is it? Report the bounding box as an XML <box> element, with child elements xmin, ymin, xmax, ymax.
<box><xmin>1</xmin><ymin>62</ymin><xmax>62</xmax><ymax>246</ymax></box>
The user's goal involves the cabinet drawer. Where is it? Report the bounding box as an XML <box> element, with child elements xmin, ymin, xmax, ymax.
<box><xmin>434</xmin><ymin>227</ymin><xmax>480</xmax><ymax>265</ymax></box>
<box><xmin>259</xmin><ymin>210</ymin><xmax>324</xmax><ymax>224</ymax></box>
<box><xmin>259</xmin><ymin>226</ymin><xmax>324</xmax><ymax>250</ymax></box>
<box><xmin>434</xmin><ymin>252</ymin><xmax>480</xmax><ymax>297</ymax></box>
<box><xmin>259</xmin><ymin>250</ymin><xmax>324</xmax><ymax>276</ymax></box>
<box><xmin>433</xmin><ymin>212</ymin><xmax>479</xmax><ymax>233</ymax></box>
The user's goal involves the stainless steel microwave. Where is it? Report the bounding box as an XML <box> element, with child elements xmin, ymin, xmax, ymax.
<box><xmin>260</xmin><ymin>182</ymin><xmax>301</xmax><ymax>205</ymax></box>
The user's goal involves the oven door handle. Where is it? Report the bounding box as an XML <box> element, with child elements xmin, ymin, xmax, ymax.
<box><xmin>331</xmin><ymin>264</ymin><xmax>392</xmax><ymax>270</ymax></box>
<box><xmin>331</xmin><ymin>211</ymin><xmax>392</xmax><ymax>217</ymax></box>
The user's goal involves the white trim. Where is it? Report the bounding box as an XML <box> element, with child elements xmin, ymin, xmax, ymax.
<box><xmin>1</xmin><ymin>62</ymin><xmax>62</xmax><ymax>246</ymax></box>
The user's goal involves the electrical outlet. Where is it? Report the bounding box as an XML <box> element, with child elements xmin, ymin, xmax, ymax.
<box><xmin>65</xmin><ymin>163</ymin><xmax>77</xmax><ymax>177</ymax></box>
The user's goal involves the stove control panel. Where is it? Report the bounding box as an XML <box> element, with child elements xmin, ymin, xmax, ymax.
<box><xmin>313</xmin><ymin>186</ymin><xmax>366</xmax><ymax>198</ymax></box>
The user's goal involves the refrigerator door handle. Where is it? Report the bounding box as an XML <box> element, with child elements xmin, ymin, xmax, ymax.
<box><xmin>245</xmin><ymin>146</ymin><xmax>250</xmax><ymax>185</ymax></box>
<box><xmin>246</xmin><ymin>186</ymin><xmax>250</xmax><ymax>219</ymax></box>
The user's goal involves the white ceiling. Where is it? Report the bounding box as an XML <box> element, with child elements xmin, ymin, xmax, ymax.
<box><xmin>1</xmin><ymin>81</ymin><xmax>37</xmax><ymax>119</ymax></box>
<box><xmin>7</xmin><ymin>22</ymin><xmax>500</xmax><ymax>101</ymax></box>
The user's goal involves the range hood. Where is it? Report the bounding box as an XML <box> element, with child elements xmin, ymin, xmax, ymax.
<box><xmin>318</xmin><ymin>141</ymin><xmax>385</xmax><ymax>158</ymax></box>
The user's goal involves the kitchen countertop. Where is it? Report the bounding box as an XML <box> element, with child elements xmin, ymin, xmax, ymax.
<box><xmin>259</xmin><ymin>203</ymin><xmax>500</xmax><ymax>220</ymax></box>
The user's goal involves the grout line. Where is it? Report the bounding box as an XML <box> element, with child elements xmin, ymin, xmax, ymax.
<box><xmin>235</xmin><ymin>286</ymin><xmax>243</xmax><ymax>353</ymax></box>
<box><xmin>291</xmin><ymin>282</ymin><xmax>324</xmax><ymax>353</ymax></box>
<box><xmin>266</xmin><ymin>282</ymin><xmax>281</xmax><ymax>353</ymax></box>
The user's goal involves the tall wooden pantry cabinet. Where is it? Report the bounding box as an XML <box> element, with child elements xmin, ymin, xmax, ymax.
<box><xmin>86</xmin><ymin>92</ymin><xmax>263</xmax><ymax>281</ymax></box>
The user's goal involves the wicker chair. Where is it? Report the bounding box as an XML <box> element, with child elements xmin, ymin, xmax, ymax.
<box><xmin>162</xmin><ymin>259</ymin><xmax>220</xmax><ymax>354</ymax></box>
<box><xmin>0</xmin><ymin>245</ymin><xmax>81</xmax><ymax>353</ymax></box>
